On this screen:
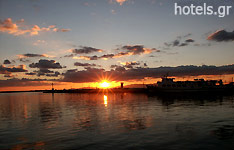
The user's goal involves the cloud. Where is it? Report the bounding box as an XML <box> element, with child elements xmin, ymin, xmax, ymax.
<box><xmin>25</xmin><ymin>72</ymin><xmax>37</xmax><ymax>76</ymax></box>
<box><xmin>119</xmin><ymin>61</ymin><xmax>141</xmax><ymax>69</ymax></box>
<box><xmin>165</xmin><ymin>38</ymin><xmax>195</xmax><ymax>47</ymax></box>
<box><xmin>119</xmin><ymin>45</ymin><xmax>158</xmax><ymax>55</ymax></box>
<box><xmin>62</xmin><ymin>64</ymin><xmax>234</xmax><ymax>83</ymax></box>
<box><xmin>18</xmin><ymin>53</ymin><xmax>48</xmax><ymax>58</ymax></box>
<box><xmin>207</xmin><ymin>30</ymin><xmax>234</xmax><ymax>42</ymax></box>
<box><xmin>163</xmin><ymin>34</ymin><xmax>195</xmax><ymax>49</ymax></box>
<box><xmin>53</xmin><ymin>28</ymin><xmax>71</xmax><ymax>32</ymax></box>
<box><xmin>100</xmin><ymin>54</ymin><xmax>115</xmax><ymax>59</ymax></box>
<box><xmin>109</xmin><ymin>0</ymin><xmax>128</xmax><ymax>5</ymax></box>
<box><xmin>73</xmin><ymin>53</ymin><xmax>120</xmax><ymax>60</ymax></box>
<box><xmin>72</xmin><ymin>46</ymin><xmax>103</xmax><ymax>54</ymax></box>
<box><xmin>73</xmin><ymin>55</ymin><xmax>99</xmax><ymax>60</ymax></box>
<box><xmin>26</xmin><ymin>68</ymin><xmax>61</xmax><ymax>77</ymax></box>
<box><xmin>72</xmin><ymin>45</ymin><xmax>159</xmax><ymax>60</ymax></box>
<box><xmin>74</xmin><ymin>62</ymin><xmax>99</xmax><ymax>67</ymax></box>
<box><xmin>19</xmin><ymin>58</ymin><xmax>31</xmax><ymax>63</ymax></box>
<box><xmin>62</xmin><ymin>68</ymin><xmax>105</xmax><ymax>83</ymax></box>
<box><xmin>3</xmin><ymin>59</ymin><xmax>11</xmax><ymax>64</ymax></box>
<box><xmin>173</xmin><ymin>40</ymin><xmax>180</xmax><ymax>46</ymax></box>
<box><xmin>45</xmin><ymin>71</ymin><xmax>60</xmax><ymax>77</ymax></box>
<box><xmin>185</xmin><ymin>39</ymin><xmax>195</xmax><ymax>43</ymax></box>
<box><xmin>29</xmin><ymin>59</ymin><xmax>63</xmax><ymax>69</ymax></box>
<box><xmin>0</xmin><ymin>78</ymin><xmax>56</xmax><ymax>87</ymax></box>
<box><xmin>111</xmin><ymin>61</ymin><xmax>147</xmax><ymax>70</ymax></box>
<box><xmin>0</xmin><ymin>18</ymin><xmax>70</xmax><ymax>36</ymax></box>
<box><xmin>65</xmin><ymin>45</ymin><xmax>158</xmax><ymax>60</ymax></box>
<box><xmin>115</xmin><ymin>0</ymin><xmax>128</xmax><ymax>5</ymax></box>
<box><xmin>0</xmin><ymin>65</ymin><xmax>28</xmax><ymax>75</ymax></box>
<box><xmin>125</xmin><ymin>62</ymin><xmax>141</xmax><ymax>68</ymax></box>
<box><xmin>4</xmin><ymin>74</ymin><xmax>14</xmax><ymax>78</ymax></box>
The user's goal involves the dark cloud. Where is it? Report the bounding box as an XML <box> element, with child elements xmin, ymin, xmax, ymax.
<box><xmin>114</xmin><ymin>66</ymin><xmax>126</xmax><ymax>72</ymax></box>
<box><xmin>62</xmin><ymin>64</ymin><xmax>234</xmax><ymax>83</ymax></box>
<box><xmin>120</xmin><ymin>45</ymin><xmax>158</xmax><ymax>55</ymax></box>
<box><xmin>164</xmin><ymin>34</ymin><xmax>195</xmax><ymax>49</ymax></box>
<box><xmin>185</xmin><ymin>39</ymin><xmax>195</xmax><ymax>43</ymax></box>
<box><xmin>64</xmin><ymin>54</ymin><xmax>74</xmax><ymax>58</ymax></box>
<box><xmin>4</xmin><ymin>74</ymin><xmax>14</xmax><ymax>78</ymax></box>
<box><xmin>110</xmin><ymin>65</ymin><xmax>119</xmax><ymax>68</ymax></box>
<box><xmin>207</xmin><ymin>30</ymin><xmax>234</xmax><ymax>42</ymax></box>
<box><xmin>179</xmin><ymin>43</ymin><xmax>188</xmax><ymax>47</ymax></box>
<box><xmin>0</xmin><ymin>65</ymin><xmax>27</xmax><ymax>74</ymax></box>
<box><xmin>74</xmin><ymin>62</ymin><xmax>98</xmax><ymax>67</ymax></box>
<box><xmin>30</xmin><ymin>68</ymin><xmax>61</xmax><ymax>77</ymax></box>
<box><xmin>100</xmin><ymin>54</ymin><xmax>115</xmax><ymax>59</ymax></box>
<box><xmin>36</xmin><ymin>68</ymin><xmax>54</xmax><ymax>76</ymax></box>
<box><xmin>45</xmin><ymin>71</ymin><xmax>60</xmax><ymax>77</ymax></box>
<box><xmin>66</xmin><ymin>69</ymin><xmax>77</xmax><ymax>73</ymax></box>
<box><xmin>173</xmin><ymin>40</ymin><xmax>180</xmax><ymax>46</ymax></box>
<box><xmin>19</xmin><ymin>53</ymin><xmax>48</xmax><ymax>58</ymax></box>
<box><xmin>114</xmin><ymin>52</ymin><xmax>131</xmax><ymax>57</ymax></box>
<box><xmin>178</xmin><ymin>39</ymin><xmax>195</xmax><ymax>47</ymax></box>
<box><xmin>26</xmin><ymin>69</ymin><xmax>60</xmax><ymax>77</ymax></box>
<box><xmin>0</xmin><ymin>78</ymin><xmax>57</xmax><ymax>87</ymax></box>
<box><xmin>111</xmin><ymin>61</ymin><xmax>146</xmax><ymax>70</ymax></box>
<box><xmin>3</xmin><ymin>59</ymin><xmax>11</xmax><ymax>64</ymax></box>
<box><xmin>124</xmin><ymin>62</ymin><xmax>141</xmax><ymax>69</ymax></box>
<box><xmin>73</xmin><ymin>54</ymin><xmax>114</xmax><ymax>60</ymax></box>
<box><xmin>19</xmin><ymin>58</ymin><xmax>31</xmax><ymax>63</ymax></box>
<box><xmin>110</xmin><ymin>62</ymin><xmax>141</xmax><ymax>70</ymax></box>
<box><xmin>29</xmin><ymin>59</ymin><xmax>63</xmax><ymax>69</ymax></box>
<box><xmin>25</xmin><ymin>72</ymin><xmax>37</xmax><ymax>76</ymax></box>
<box><xmin>62</xmin><ymin>68</ymin><xmax>105</xmax><ymax>83</ymax></box>
<box><xmin>74</xmin><ymin>45</ymin><xmax>159</xmax><ymax>60</ymax></box>
<box><xmin>66</xmin><ymin>45</ymin><xmax>159</xmax><ymax>60</ymax></box>
<box><xmin>72</xmin><ymin>46</ymin><xmax>103</xmax><ymax>54</ymax></box>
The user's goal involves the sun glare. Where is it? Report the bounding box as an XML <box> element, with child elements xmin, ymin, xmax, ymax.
<box><xmin>100</xmin><ymin>81</ymin><xmax>110</xmax><ymax>88</ymax></box>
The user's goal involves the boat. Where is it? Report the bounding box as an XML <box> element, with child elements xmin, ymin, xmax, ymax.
<box><xmin>147</xmin><ymin>77</ymin><xmax>234</xmax><ymax>94</ymax></box>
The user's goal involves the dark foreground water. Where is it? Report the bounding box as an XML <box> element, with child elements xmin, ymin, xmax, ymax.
<box><xmin>0</xmin><ymin>92</ymin><xmax>234</xmax><ymax>150</ymax></box>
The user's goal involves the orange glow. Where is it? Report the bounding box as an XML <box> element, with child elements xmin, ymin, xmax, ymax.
<box><xmin>0</xmin><ymin>74</ymin><xmax>233</xmax><ymax>92</ymax></box>
<box><xmin>99</xmin><ymin>81</ymin><xmax>110</xmax><ymax>88</ymax></box>
<box><xmin>104</xmin><ymin>95</ymin><xmax>108</xmax><ymax>107</ymax></box>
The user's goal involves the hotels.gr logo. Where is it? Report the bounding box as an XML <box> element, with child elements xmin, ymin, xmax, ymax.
<box><xmin>175</xmin><ymin>3</ymin><xmax>232</xmax><ymax>17</ymax></box>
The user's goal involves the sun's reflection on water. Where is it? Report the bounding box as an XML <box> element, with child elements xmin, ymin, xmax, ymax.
<box><xmin>104</xmin><ymin>95</ymin><xmax>108</xmax><ymax>107</ymax></box>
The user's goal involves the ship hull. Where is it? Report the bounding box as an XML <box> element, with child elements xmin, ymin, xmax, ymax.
<box><xmin>147</xmin><ymin>87</ymin><xmax>234</xmax><ymax>94</ymax></box>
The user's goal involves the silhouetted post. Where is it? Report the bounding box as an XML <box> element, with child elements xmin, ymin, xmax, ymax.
<box><xmin>52</xmin><ymin>83</ymin><xmax>54</xmax><ymax>91</ymax></box>
<box><xmin>121</xmin><ymin>82</ymin><xmax>124</xmax><ymax>89</ymax></box>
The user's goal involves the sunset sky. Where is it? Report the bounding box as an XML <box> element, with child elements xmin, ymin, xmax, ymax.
<box><xmin>0</xmin><ymin>0</ymin><xmax>234</xmax><ymax>91</ymax></box>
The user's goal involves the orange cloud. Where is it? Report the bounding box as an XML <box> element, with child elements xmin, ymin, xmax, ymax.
<box><xmin>109</xmin><ymin>0</ymin><xmax>128</xmax><ymax>5</ymax></box>
<box><xmin>0</xmin><ymin>18</ymin><xmax>70</xmax><ymax>36</ymax></box>
<box><xmin>116</xmin><ymin>0</ymin><xmax>127</xmax><ymax>5</ymax></box>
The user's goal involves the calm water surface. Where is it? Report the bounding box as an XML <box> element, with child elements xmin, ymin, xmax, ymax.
<box><xmin>0</xmin><ymin>92</ymin><xmax>234</xmax><ymax>150</ymax></box>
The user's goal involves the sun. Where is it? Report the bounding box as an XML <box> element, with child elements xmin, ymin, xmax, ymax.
<box><xmin>99</xmin><ymin>81</ymin><xmax>110</xmax><ymax>88</ymax></box>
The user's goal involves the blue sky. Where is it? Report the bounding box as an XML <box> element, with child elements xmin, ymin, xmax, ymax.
<box><xmin>0</xmin><ymin>0</ymin><xmax>234</xmax><ymax>89</ymax></box>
